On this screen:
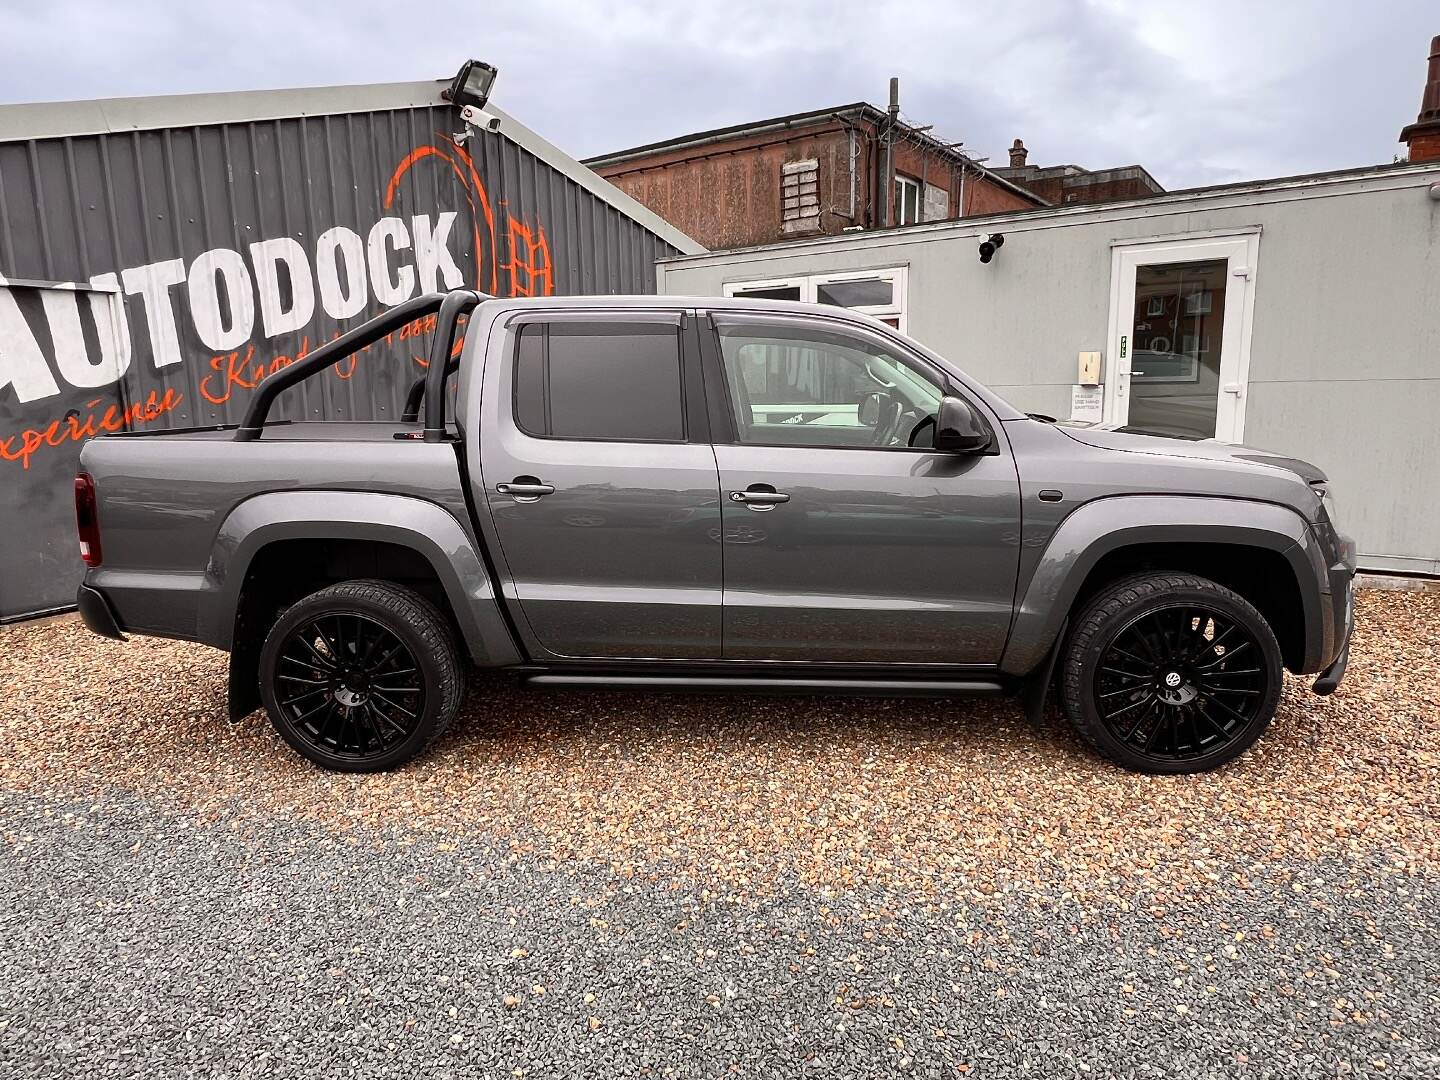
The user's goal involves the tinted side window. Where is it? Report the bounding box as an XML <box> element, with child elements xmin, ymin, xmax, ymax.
<box><xmin>513</xmin><ymin>323</ymin><xmax>547</xmax><ymax>434</ymax></box>
<box><xmin>513</xmin><ymin>321</ymin><xmax>685</xmax><ymax>442</ymax></box>
<box><xmin>714</xmin><ymin>317</ymin><xmax>944</xmax><ymax>449</ymax></box>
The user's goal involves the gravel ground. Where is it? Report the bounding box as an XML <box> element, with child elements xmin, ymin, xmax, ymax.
<box><xmin>0</xmin><ymin>589</ymin><xmax>1437</xmax><ymax>1077</ymax></box>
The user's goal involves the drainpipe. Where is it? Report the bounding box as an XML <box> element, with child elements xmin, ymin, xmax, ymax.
<box><xmin>883</xmin><ymin>77</ymin><xmax>899</xmax><ymax>227</ymax></box>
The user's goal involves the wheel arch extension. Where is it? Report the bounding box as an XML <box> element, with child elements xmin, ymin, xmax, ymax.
<box><xmin>204</xmin><ymin>491</ymin><xmax>521</xmax><ymax>669</ymax></box>
<box><xmin>1002</xmin><ymin>495</ymin><xmax>1325</xmax><ymax>679</ymax></box>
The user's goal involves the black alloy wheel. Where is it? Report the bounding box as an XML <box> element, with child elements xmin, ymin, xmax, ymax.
<box><xmin>1060</xmin><ymin>573</ymin><xmax>1284</xmax><ymax>774</ymax></box>
<box><xmin>1094</xmin><ymin>604</ymin><xmax>1270</xmax><ymax>763</ymax></box>
<box><xmin>258</xmin><ymin>580</ymin><xmax>464</xmax><ymax>772</ymax></box>
<box><xmin>273</xmin><ymin>613</ymin><xmax>425</xmax><ymax>760</ymax></box>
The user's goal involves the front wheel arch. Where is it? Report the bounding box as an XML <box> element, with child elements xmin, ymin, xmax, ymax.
<box><xmin>999</xmin><ymin>496</ymin><xmax>1322</xmax><ymax>678</ymax></box>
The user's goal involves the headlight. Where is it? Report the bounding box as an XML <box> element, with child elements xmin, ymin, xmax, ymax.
<box><xmin>1320</xmin><ymin>486</ymin><xmax>1338</xmax><ymax>526</ymax></box>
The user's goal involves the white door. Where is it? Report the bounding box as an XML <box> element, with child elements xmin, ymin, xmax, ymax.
<box><xmin>1103</xmin><ymin>233</ymin><xmax>1258</xmax><ymax>442</ymax></box>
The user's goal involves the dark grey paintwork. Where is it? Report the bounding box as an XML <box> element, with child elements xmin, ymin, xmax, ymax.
<box><xmin>77</xmin><ymin>295</ymin><xmax>1355</xmax><ymax>695</ymax></box>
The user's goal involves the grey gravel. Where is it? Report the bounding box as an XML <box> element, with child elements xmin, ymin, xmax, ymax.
<box><xmin>1</xmin><ymin>788</ymin><xmax>1435</xmax><ymax>1079</ymax></box>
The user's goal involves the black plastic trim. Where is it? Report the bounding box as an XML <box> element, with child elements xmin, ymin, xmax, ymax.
<box><xmin>1019</xmin><ymin>615</ymin><xmax>1066</xmax><ymax>726</ymax></box>
<box><xmin>521</xmin><ymin>674</ymin><xmax>1006</xmax><ymax>696</ymax></box>
<box><xmin>1312</xmin><ymin>588</ymin><xmax>1353</xmax><ymax>695</ymax></box>
<box><xmin>76</xmin><ymin>584</ymin><xmax>125</xmax><ymax>641</ymax></box>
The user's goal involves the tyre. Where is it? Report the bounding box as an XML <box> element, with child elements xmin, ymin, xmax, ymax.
<box><xmin>257</xmin><ymin>579</ymin><xmax>464</xmax><ymax>772</ymax></box>
<box><xmin>1059</xmin><ymin>572</ymin><xmax>1283</xmax><ymax>774</ymax></box>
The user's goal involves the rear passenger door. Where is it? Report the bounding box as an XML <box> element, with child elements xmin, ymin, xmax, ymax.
<box><xmin>475</xmin><ymin>309</ymin><xmax>723</xmax><ymax>660</ymax></box>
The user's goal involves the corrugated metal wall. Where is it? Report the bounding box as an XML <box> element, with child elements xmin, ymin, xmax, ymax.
<box><xmin>0</xmin><ymin>102</ymin><xmax>682</xmax><ymax>620</ymax></box>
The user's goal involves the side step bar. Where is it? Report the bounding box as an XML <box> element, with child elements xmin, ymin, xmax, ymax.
<box><xmin>521</xmin><ymin>674</ymin><xmax>1006</xmax><ymax>696</ymax></box>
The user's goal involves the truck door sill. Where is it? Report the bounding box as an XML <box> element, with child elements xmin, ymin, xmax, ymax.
<box><xmin>520</xmin><ymin>674</ymin><xmax>1006</xmax><ymax>696</ymax></box>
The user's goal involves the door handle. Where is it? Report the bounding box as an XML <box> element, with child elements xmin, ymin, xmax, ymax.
<box><xmin>729</xmin><ymin>487</ymin><xmax>790</xmax><ymax>511</ymax></box>
<box><xmin>496</xmin><ymin>477</ymin><xmax>555</xmax><ymax>500</ymax></box>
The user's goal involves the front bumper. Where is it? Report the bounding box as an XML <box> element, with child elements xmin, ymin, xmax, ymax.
<box><xmin>77</xmin><ymin>584</ymin><xmax>126</xmax><ymax>641</ymax></box>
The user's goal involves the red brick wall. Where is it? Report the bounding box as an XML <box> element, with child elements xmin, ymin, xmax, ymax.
<box><xmin>595</xmin><ymin>119</ymin><xmax>1039</xmax><ymax>250</ymax></box>
<box><xmin>599</xmin><ymin>126</ymin><xmax>859</xmax><ymax>251</ymax></box>
<box><xmin>960</xmin><ymin>174</ymin><xmax>1038</xmax><ymax>215</ymax></box>
<box><xmin>1408</xmin><ymin>129</ymin><xmax>1440</xmax><ymax>163</ymax></box>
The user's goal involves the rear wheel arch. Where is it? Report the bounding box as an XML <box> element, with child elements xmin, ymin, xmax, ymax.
<box><xmin>210</xmin><ymin>492</ymin><xmax>522</xmax><ymax>720</ymax></box>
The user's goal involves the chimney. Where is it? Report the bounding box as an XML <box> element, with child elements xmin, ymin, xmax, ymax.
<box><xmin>1399</xmin><ymin>34</ymin><xmax>1440</xmax><ymax>163</ymax></box>
<box><xmin>1008</xmin><ymin>138</ymin><xmax>1029</xmax><ymax>168</ymax></box>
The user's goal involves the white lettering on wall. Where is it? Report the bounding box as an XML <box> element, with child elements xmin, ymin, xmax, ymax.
<box><xmin>315</xmin><ymin>226</ymin><xmax>368</xmax><ymax>321</ymax></box>
<box><xmin>412</xmin><ymin>213</ymin><xmax>464</xmax><ymax>294</ymax></box>
<box><xmin>42</xmin><ymin>285</ymin><xmax>131</xmax><ymax>388</ymax></box>
<box><xmin>0</xmin><ymin>271</ymin><xmax>61</xmax><ymax>404</ymax></box>
<box><xmin>2</xmin><ymin>203</ymin><xmax>459</xmax><ymax>404</ymax></box>
<box><xmin>187</xmin><ymin>249</ymin><xmax>256</xmax><ymax>352</ymax></box>
<box><xmin>121</xmin><ymin>259</ymin><xmax>187</xmax><ymax>369</ymax></box>
<box><xmin>250</xmin><ymin>237</ymin><xmax>316</xmax><ymax>339</ymax></box>
<box><xmin>367</xmin><ymin>217</ymin><xmax>416</xmax><ymax>305</ymax></box>
<box><xmin>87</xmin><ymin>273</ymin><xmax>133</xmax><ymax>384</ymax></box>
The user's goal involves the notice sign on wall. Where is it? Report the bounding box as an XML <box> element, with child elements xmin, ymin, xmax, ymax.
<box><xmin>1070</xmin><ymin>384</ymin><xmax>1104</xmax><ymax>424</ymax></box>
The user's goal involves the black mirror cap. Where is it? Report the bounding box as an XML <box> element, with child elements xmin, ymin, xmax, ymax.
<box><xmin>934</xmin><ymin>395</ymin><xmax>992</xmax><ymax>453</ymax></box>
<box><xmin>445</xmin><ymin>60</ymin><xmax>498</xmax><ymax>110</ymax></box>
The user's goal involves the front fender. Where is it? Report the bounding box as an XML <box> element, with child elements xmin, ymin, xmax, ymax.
<box><xmin>202</xmin><ymin>490</ymin><xmax>521</xmax><ymax>667</ymax></box>
<box><xmin>1000</xmin><ymin>495</ymin><xmax>1325</xmax><ymax>677</ymax></box>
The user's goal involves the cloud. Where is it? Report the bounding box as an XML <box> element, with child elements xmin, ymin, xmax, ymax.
<box><xmin>0</xmin><ymin>0</ymin><xmax>1433</xmax><ymax>188</ymax></box>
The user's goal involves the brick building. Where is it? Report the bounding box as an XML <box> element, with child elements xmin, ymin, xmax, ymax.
<box><xmin>1399</xmin><ymin>35</ymin><xmax>1440</xmax><ymax>163</ymax></box>
<box><xmin>585</xmin><ymin>103</ymin><xmax>1045</xmax><ymax>251</ymax></box>
<box><xmin>992</xmin><ymin>139</ymin><xmax>1165</xmax><ymax>206</ymax></box>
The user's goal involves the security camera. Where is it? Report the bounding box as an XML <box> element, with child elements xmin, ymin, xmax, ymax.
<box><xmin>460</xmin><ymin>104</ymin><xmax>501</xmax><ymax>134</ymax></box>
<box><xmin>978</xmin><ymin>233</ymin><xmax>1005</xmax><ymax>264</ymax></box>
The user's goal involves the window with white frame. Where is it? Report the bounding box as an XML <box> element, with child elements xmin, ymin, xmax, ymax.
<box><xmin>724</xmin><ymin>266</ymin><xmax>908</xmax><ymax>332</ymax></box>
<box><xmin>894</xmin><ymin>176</ymin><xmax>921</xmax><ymax>225</ymax></box>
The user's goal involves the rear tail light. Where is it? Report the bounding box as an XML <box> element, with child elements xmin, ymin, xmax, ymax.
<box><xmin>75</xmin><ymin>472</ymin><xmax>102</xmax><ymax>567</ymax></box>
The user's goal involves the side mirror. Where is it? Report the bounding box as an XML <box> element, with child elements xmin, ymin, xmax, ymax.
<box><xmin>856</xmin><ymin>391</ymin><xmax>885</xmax><ymax>427</ymax></box>
<box><xmin>934</xmin><ymin>396</ymin><xmax>991</xmax><ymax>453</ymax></box>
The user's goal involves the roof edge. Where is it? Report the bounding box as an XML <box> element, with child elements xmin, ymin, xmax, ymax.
<box><xmin>584</xmin><ymin>102</ymin><xmax>1047</xmax><ymax>208</ymax></box>
<box><xmin>656</xmin><ymin>159</ymin><xmax>1440</xmax><ymax>265</ymax></box>
<box><xmin>582</xmin><ymin>102</ymin><xmax>877</xmax><ymax>166</ymax></box>
<box><xmin>0</xmin><ymin>78</ymin><xmax>706</xmax><ymax>257</ymax></box>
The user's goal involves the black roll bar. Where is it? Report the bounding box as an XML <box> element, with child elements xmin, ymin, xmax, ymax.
<box><xmin>398</xmin><ymin>334</ymin><xmax>468</xmax><ymax>424</ymax></box>
<box><xmin>234</xmin><ymin>290</ymin><xmax>483</xmax><ymax>442</ymax></box>
<box><xmin>400</xmin><ymin>375</ymin><xmax>428</xmax><ymax>425</ymax></box>
<box><xmin>235</xmin><ymin>293</ymin><xmax>446</xmax><ymax>441</ymax></box>
<box><xmin>423</xmin><ymin>289</ymin><xmax>483</xmax><ymax>442</ymax></box>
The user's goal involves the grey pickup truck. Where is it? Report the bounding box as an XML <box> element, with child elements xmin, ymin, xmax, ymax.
<box><xmin>74</xmin><ymin>290</ymin><xmax>1355</xmax><ymax>775</ymax></box>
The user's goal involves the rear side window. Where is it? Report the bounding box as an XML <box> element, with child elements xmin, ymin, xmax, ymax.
<box><xmin>512</xmin><ymin>320</ymin><xmax>685</xmax><ymax>442</ymax></box>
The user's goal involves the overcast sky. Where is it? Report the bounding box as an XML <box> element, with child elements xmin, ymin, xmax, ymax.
<box><xmin>1</xmin><ymin>1</ymin><xmax>1433</xmax><ymax>189</ymax></box>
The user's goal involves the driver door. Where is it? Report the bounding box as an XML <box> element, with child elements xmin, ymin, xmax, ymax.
<box><xmin>704</xmin><ymin>312</ymin><xmax>1022</xmax><ymax>666</ymax></box>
